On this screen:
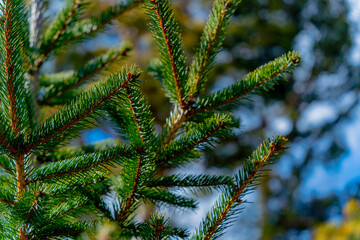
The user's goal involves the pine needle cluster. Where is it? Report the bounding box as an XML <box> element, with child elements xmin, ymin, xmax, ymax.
<box><xmin>0</xmin><ymin>0</ymin><xmax>301</xmax><ymax>239</ymax></box>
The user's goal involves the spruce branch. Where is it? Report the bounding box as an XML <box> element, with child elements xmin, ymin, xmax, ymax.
<box><xmin>34</xmin><ymin>0</ymin><xmax>86</xmax><ymax>71</ymax></box>
<box><xmin>26</xmin><ymin>190</ymin><xmax>44</xmax><ymax>222</ymax></box>
<box><xmin>149</xmin><ymin>174</ymin><xmax>232</xmax><ymax>192</ymax></box>
<box><xmin>39</xmin><ymin>44</ymin><xmax>131</xmax><ymax>105</ymax></box>
<box><xmin>78</xmin><ymin>187</ymin><xmax>114</xmax><ymax>220</ymax></box>
<box><xmin>124</xmin><ymin>86</ymin><xmax>151</xmax><ymax>147</ymax></box>
<box><xmin>35</xmin><ymin>140</ymin><xmax>117</xmax><ymax>163</ymax></box>
<box><xmin>117</xmin><ymin>154</ymin><xmax>143</xmax><ymax>224</ymax></box>
<box><xmin>142</xmin><ymin>188</ymin><xmax>197</xmax><ymax>209</ymax></box>
<box><xmin>0</xmin><ymin>178</ymin><xmax>15</xmax><ymax>206</ymax></box>
<box><xmin>136</xmin><ymin>213</ymin><xmax>189</xmax><ymax>239</ymax></box>
<box><xmin>0</xmin><ymin>133</ymin><xmax>17</xmax><ymax>154</ymax></box>
<box><xmin>190</xmin><ymin>51</ymin><xmax>301</xmax><ymax>115</ymax></box>
<box><xmin>159</xmin><ymin>0</ymin><xmax>243</xmax><ymax>142</ymax></box>
<box><xmin>22</xmin><ymin>191</ymin><xmax>96</xmax><ymax>238</ymax></box>
<box><xmin>0</xmin><ymin>155</ymin><xmax>15</xmax><ymax>175</ymax></box>
<box><xmin>0</xmin><ymin>0</ymin><xmax>31</xmax><ymax>136</ymax></box>
<box><xmin>106</xmin><ymin>81</ymin><xmax>158</xmax><ymax>225</ymax></box>
<box><xmin>159</xmin><ymin>114</ymin><xmax>236</xmax><ymax>166</ymax></box>
<box><xmin>192</xmin><ymin>136</ymin><xmax>287</xmax><ymax>240</ymax></box>
<box><xmin>26</xmin><ymin>146</ymin><xmax>130</xmax><ymax>185</ymax></box>
<box><xmin>47</xmin><ymin>196</ymin><xmax>90</xmax><ymax>222</ymax></box>
<box><xmin>187</xmin><ymin>0</ymin><xmax>241</xmax><ymax>99</ymax></box>
<box><xmin>144</xmin><ymin>0</ymin><xmax>188</xmax><ymax>105</ymax></box>
<box><xmin>43</xmin><ymin>172</ymin><xmax>108</xmax><ymax>197</ymax></box>
<box><xmin>33</xmin><ymin>221</ymin><xmax>92</xmax><ymax>239</ymax></box>
<box><xmin>0</xmin><ymin>110</ymin><xmax>28</xmax><ymax>154</ymax></box>
<box><xmin>107</xmin><ymin>81</ymin><xmax>157</xmax><ymax>150</ymax></box>
<box><xmin>62</xmin><ymin>0</ymin><xmax>143</xmax><ymax>45</ymax></box>
<box><xmin>26</xmin><ymin>67</ymin><xmax>140</xmax><ymax>152</ymax></box>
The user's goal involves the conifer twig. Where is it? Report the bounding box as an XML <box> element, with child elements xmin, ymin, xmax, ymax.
<box><xmin>190</xmin><ymin>51</ymin><xmax>301</xmax><ymax>115</ymax></box>
<box><xmin>117</xmin><ymin>154</ymin><xmax>143</xmax><ymax>223</ymax></box>
<box><xmin>26</xmin><ymin>191</ymin><xmax>44</xmax><ymax>221</ymax></box>
<box><xmin>3</xmin><ymin>0</ymin><xmax>28</xmax><ymax>136</ymax></box>
<box><xmin>203</xmin><ymin>147</ymin><xmax>280</xmax><ymax>239</ymax></box>
<box><xmin>114</xmin><ymin>83</ymin><xmax>156</xmax><ymax>223</ymax></box>
<box><xmin>0</xmin><ymin>133</ymin><xmax>17</xmax><ymax>153</ymax></box>
<box><xmin>149</xmin><ymin>174</ymin><xmax>231</xmax><ymax>190</ymax></box>
<box><xmin>26</xmin><ymin>68</ymin><xmax>140</xmax><ymax>152</ymax></box>
<box><xmin>33</xmin><ymin>0</ymin><xmax>83</xmax><ymax>71</ymax></box>
<box><xmin>192</xmin><ymin>136</ymin><xmax>287</xmax><ymax>240</ymax></box>
<box><xmin>63</xmin><ymin>0</ymin><xmax>143</xmax><ymax>45</ymax></box>
<box><xmin>0</xmin><ymin>198</ymin><xmax>14</xmax><ymax>206</ymax></box>
<box><xmin>26</xmin><ymin>146</ymin><xmax>129</xmax><ymax>185</ymax></box>
<box><xmin>144</xmin><ymin>0</ymin><xmax>188</xmax><ymax>105</ymax></box>
<box><xmin>125</xmin><ymin>87</ymin><xmax>146</xmax><ymax>144</ymax></box>
<box><xmin>160</xmin><ymin>114</ymin><xmax>235</xmax><ymax>168</ymax></box>
<box><xmin>4</xmin><ymin>0</ymin><xmax>19</xmax><ymax>134</ymax></box>
<box><xmin>39</xmin><ymin>46</ymin><xmax>130</xmax><ymax>105</ymax></box>
<box><xmin>188</xmin><ymin>0</ymin><xmax>241</xmax><ymax>99</ymax></box>
<box><xmin>161</xmin><ymin>120</ymin><xmax>224</xmax><ymax>164</ymax></box>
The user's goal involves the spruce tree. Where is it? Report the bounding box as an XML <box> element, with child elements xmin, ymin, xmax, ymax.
<box><xmin>0</xmin><ymin>0</ymin><xmax>301</xmax><ymax>239</ymax></box>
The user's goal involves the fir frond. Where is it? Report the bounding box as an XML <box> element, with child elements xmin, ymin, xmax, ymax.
<box><xmin>42</xmin><ymin>170</ymin><xmax>108</xmax><ymax>197</ymax></box>
<box><xmin>78</xmin><ymin>187</ymin><xmax>114</xmax><ymax>220</ymax></box>
<box><xmin>0</xmin><ymin>176</ymin><xmax>16</xmax><ymax>205</ymax></box>
<box><xmin>192</xmin><ymin>136</ymin><xmax>287</xmax><ymax>240</ymax></box>
<box><xmin>144</xmin><ymin>0</ymin><xmax>188</xmax><ymax>105</ymax></box>
<box><xmin>47</xmin><ymin>196</ymin><xmax>90</xmax><ymax>221</ymax></box>
<box><xmin>35</xmin><ymin>140</ymin><xmax>119</xmax><ymax>163</ymax></box>
<box><xmin>191</xmin><ymin>51</ymin><xmax>301</xmax><ymax>115</ymax></box>
<box><xmin>149</xmin><ymin>174</ymin><xmax>232</xmax><ymax>192</ymax></box>
<box><xmin>26</xmin><ymin>146</ymin><xmax>130</xmax><ymax>185</ymax></box>
<box><xmin>142</xmin><ymin>188</ymin><xmax>197</xmax><ymax>209</ymax></box>
<box><xmin>34</xmin><ymin>0</ymin><xmax>87</xmax><ymax>70</ymax></box>
<box><xmin>105</xmin><ymin>82</ymin><xmax>158</xmax><ymax>224</ymax></box>
<box><xmin>107</xmin><ymin>81</ymin><xmax>157</xmax><ymax>150</ymax></box>
<box><xmin>39</xmin><ymin>44</ymin><xmax>131</xmax><ymax>105</ymax></box>
<box><xmin>62</xmin><ymin>0</ymin><xmax>142</xmax><ymax>45</ymax></box>
<box><xmin>20</xmin><ymin>188</ymin><xmax>97</xmax><ymax>237</ymax></box>
<box><xmin>116</xmin><ymin>153</ymin><xmax>146</xmax><ymax>224</ymax></box>
<box><xmin>0</xmin><ymin>154</ymin><xmax>15</xmax><ymax>175</ymax></box>
<box><xmin>159</xmin><ymin>114</ymin><xmax>237</xmax><ymax>166</ymax></box>
<box><xmin>136</xmin><ymin>212</ymin><xmax>189</xmax><ymax>239</ymax></box>
<box><xmin>187</xmin><ymin>0</ymin><xmax>242</xmax><ymax>99</ymax></box>
<box><xmin>32</xmin><ymin>221</ymin><xmax>92</xmax><ymax>239</ymax></box>
<box><xmin>26</xmin><ymin>66</ymin><xmax>140</xmax><ymax>152</ymax></box>
<box><xmin>0</xmin><ymin>0</ymin><xmax>32</xmax><ymax>136</ymax></box>
<box><xmin>0</xmin><ymin>109</ymin><xmax>27</xmax><ymax>154</ymax></box>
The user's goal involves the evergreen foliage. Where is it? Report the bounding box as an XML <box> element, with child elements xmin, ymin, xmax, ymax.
<box><xmin>0</xmin><ymin>0</ymin><xmax>300</xmax><ymax>239</ymax></box>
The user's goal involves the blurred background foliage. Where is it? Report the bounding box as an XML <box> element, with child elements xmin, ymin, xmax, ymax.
<box><xmin>44</xmin><ymin>0</ymin><xmax>360</xmax><ymax>239</ymax></box>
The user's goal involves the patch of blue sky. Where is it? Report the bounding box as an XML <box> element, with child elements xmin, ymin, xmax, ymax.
<box><xmin>82</xmin><ymin>128</ymin><xmax>113</xmax><ymax>144</ymax></box>
<box><xmin>300</xmin><ymin>104</ymin><xmax>360</xmax><ymax>201</ymax></box>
